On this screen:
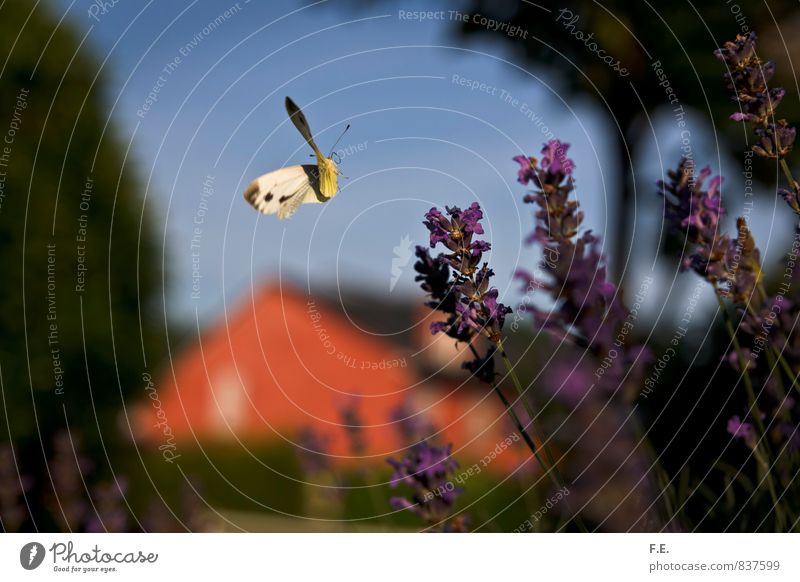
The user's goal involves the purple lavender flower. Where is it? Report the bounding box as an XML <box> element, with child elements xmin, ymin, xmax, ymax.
<box><xmin>423</xmin><ymin>203</ymin><xmax>484</xmax><ymax>251</ymax></box>
<box><xmin>460</xmin><ymin>202</ymin><xmax>485</xmax><ymax>236</ymax></box>
<box><xmin>390</xmin><ymin>401</ymin><xmax>436</xmax><ymax>445</ymax></box>
<box><xmin>414</xmin><ymin>246</ymin><xmax>453</xmax><ymax>310</ymax></box>
<box><xmin>456</xmin><ymin>263</ymin><xmax>493</xmax><ymax>304</ymax></box>
<box><xmin>414</xmin><ymin>246</ymin><xmax>471</xmax><ymax>343</ymax></box>
<box><xmin>423</xmin><ymin>207</ymin><xmax>454</xmax><ymax>248</ymax></box>
<box><xmin>779</xmin><ymin>182</ymin><xmax>800</xmax><ymax>214</ymax></box>
<box><xmin>296</xmin><ymin>427</ymin><xmax>332</xmax><ymax>475</ymax></box>
<box><xmin>418</xmin><ymin>202</ymin><xmax>511</xmax><ymax>350</ymax></box>
<box><xmin>514</xmin><ymin>141</ymin><xmax>649</xmax><ymax>397</ymax></box>
<box><xmin>752</xmin><ymin>120</ymin><xmax>796</xmax><ymax>160</ymax></box>
<box><xmin>513</xmin><ymin>155</ymin><xmax>537</xmax><ymax>185</ymax></box>
<box><xmin>85</xmin><ymin>479</ymin><xmax>129</xmax><ymax>533</ymax></box>
<box><xmin>727</xmin><ymin>416</ymin><xmax>757</xmax><ymax>450</ymax></box>
<box><xmin>727</xmin><ymin>348</ymin><xmax>754</xmax><ymax>372</ymax></box>
<box><xmin>715</xmin><ymin>32</ymin><xmax>798</xmax><ymax>217</ymax></box>
<box><xmin>729</xmin><ymin>392</ymin><xmax>800</xmax><ymax>470</ymax></box>
<box><xmin>340</xmin><ymin>402</ymin><xmax>366</xmax><ymax>457</ymax></box>
<box><xmin>387</xmin><ymin>441</ymin><xmax>465</xmax><ymax>530</ymax></box>
<box><xmin>740</xmin><ymin>296</ymin><xmax>800</xmax><ymax>369</ymax></box>
<box><xmin>295</xmin><ymin>427</ymin><xmax>345</xmax><ymax>517</ymax></box>
<box><xmin>424</xmin><ymin>203</ymin><xmax>489</xmax><ymax>276</ymax></box>
<box><xmin>515</xmin><ymin>140</ymin><xmax>574</xmax><ymax>187</ymax></box>
<box><xmin>455</xmin><ymin>288</ymin><xmax>511</xmax><ymax>343</ymax></box>
<box><xmin>516</xmin><ymin>232</ymin><xmax>627</xmax><ymax>355</ymax></box>
<box><xmin>714</xmin><ymin>32</ymin><xmax>793</xmax><ymax>144</ymax></box>
<box><xmin>659</xmin><ymin>160</ymin><xmax>762</xmax><ymax>305</ymax></box>
<box><xmin>658</xmin><ymin>159</ymin><xmax>726</xmax><ymax>246</ymax></box>
<box><xmin>540</xmin><ymin>139</ymin><xmax>575</xmax><ymax>176</ymax></box>
<box><xmin>714</xmin><ymin>32</ymin><xmax>757</xmax><ymax>69</ymax></box>
<box><xmin>775</xmin><ymin>421</ymin><xmax>800</xmax><ymax>453</ymax></box>
<box><xmin>514</xmin><ymin>142</ymin><xmax>660</xmax><ymax>525</ymax></box>
<box><xmin>728</xmin><ymin>87</ymin><xmax>785</xmax><ymax>123</ymax></box>
<box><xmin>657</xmin><ymin>161</ymin><xmax>800</xmax><ymax>464</ymax></box>
<box><xmin>516</xmin><ymin>142</ymin><xmax>582</xmax><ymax>245</ymax></box>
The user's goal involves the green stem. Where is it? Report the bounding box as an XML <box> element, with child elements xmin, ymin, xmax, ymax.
<box><xmin>779</xmin><ymin>158</ymin><xmax>797</xmax><ymax>193</ymax></box>
<box><xmin>469</xmin><ymin>342</ymin><xmax>589</xmax><ymax>533</ymax></box>
<box><xmin>493</xmin><ymin>341</ymin><xmax>590</xmax><ymax>532</ymax></box>
<box><xmin>771</xmin><ymin>347</ymin><xmax>800</xmax><ymax>397</ymax></box>
<box><xmin>496</xmin><ymin>342</ymin><xmax>559</xmax><ymax>472</ymax></box>
<box><xmin>631</xmin><ymin>415</ymin><xmax>679</xmax><ymax>528</ymax></box>
<box><xmin>492</xmin><ymin>377</ymin><xmax>548</xmax><ymax>469</ymax></box>
<box><xmin>465</xmin><ymin>345</ymin><xmax>552</xmax><ymax>477</ymax></box>
<box><xmin>744</xmin><ymin>299</ymin><xmax>800</xmax><ymax>399</ymax></box>
<box><xmin>715</xmin><ymin>294</ymin><xmax>786</xmax><ymax>529</ymax></box>
<box><xmin>718</xmin><ymin>297</ymin><xmax>766</xmax><ymax>435</ymax></box>
<box><xmin>763</xmin><ymin>350</ymin><xmax>790</xmax><ymax>421</ymax></box>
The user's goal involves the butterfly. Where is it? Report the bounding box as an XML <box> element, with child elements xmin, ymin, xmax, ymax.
<box><xmin>244</xmin><ymin>96</ymin><xmax>347</xmax><ymax>219</ymax></box>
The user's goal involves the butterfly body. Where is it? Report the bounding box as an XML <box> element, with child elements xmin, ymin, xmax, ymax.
<box><xmin>244</xmin><ymin>96</ymin><xmax>342</xmax><ymax>219</ymax></box>
<box><xmin>315</xmin><ymin>153</ymin><xmax>338</xmax><ymax>198</ymax></box>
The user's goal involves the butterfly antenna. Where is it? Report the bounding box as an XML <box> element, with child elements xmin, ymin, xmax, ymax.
<box><xmin>328</xmin><ymin>124</ymin><xmax>351</xmax><ymax>157</ymax></box>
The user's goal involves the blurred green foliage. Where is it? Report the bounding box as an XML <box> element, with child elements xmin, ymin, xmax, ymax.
<box><xmin>129</xmin><ymin>443</ymin><xmax>542</xmax><ymax>532</ymax></box>
<box><xmin>0</xmin><ymin>0</ymin><xmax>163</xmax><ymax>492</ymax></box>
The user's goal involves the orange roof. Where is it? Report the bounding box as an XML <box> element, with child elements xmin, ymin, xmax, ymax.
<box><xmin>135</xmin><ymin>282</ymin><xmax>531</xmax><ymax>471</ymax></box>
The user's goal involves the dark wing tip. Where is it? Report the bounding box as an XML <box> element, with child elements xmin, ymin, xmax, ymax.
<box><xmin>244</xmin><ymin>179</ymin><xmax>276</xmax><ymax>214</ymax></box>
<box><xmin>285</xmin><ymin>96</ymin><xmax>299</xmax><ymax>116</ymax></box>
<box><xmin>243</xmin><ymin>180</ymin><xmax>260</xmax><ymax>205</ymax></box>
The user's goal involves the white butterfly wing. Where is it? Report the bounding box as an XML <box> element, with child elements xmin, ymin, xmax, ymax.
<box><xmin>243</xmin><ymin>164</ymin><xmax>325</xmax><ymax>220</ymax></box>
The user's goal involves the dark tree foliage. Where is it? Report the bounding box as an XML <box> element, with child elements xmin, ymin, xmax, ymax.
<box><xmin>0</xmin><ymin>0</ymin><xmax>164</xmax><ymax>528</ymax></box>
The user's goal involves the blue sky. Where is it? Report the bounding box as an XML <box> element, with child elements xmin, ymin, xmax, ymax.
<box><xmin>52</xmin><ymin>0</ymin><xmax>793</xmax><ymax>331</ymax></box>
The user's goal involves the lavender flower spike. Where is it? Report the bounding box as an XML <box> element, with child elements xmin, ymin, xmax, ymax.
<box><xmin>418</xmin><ymin>202</ymin><xmax>512</xmax><ymax>358</ymax></box>
<box><xmin>659</xmin><ymin>160</ymin><xmax>762</xmax><ymax>305</ymax></box>
<box><xmin>715</xmin><ymin>32</ymin><xmax>796</xmax><ymax>161</ymax></box>
<box><xmin>387</xmin><ymin>441</ymin><xmax>466</xmax><ymax>531</ymax></box>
